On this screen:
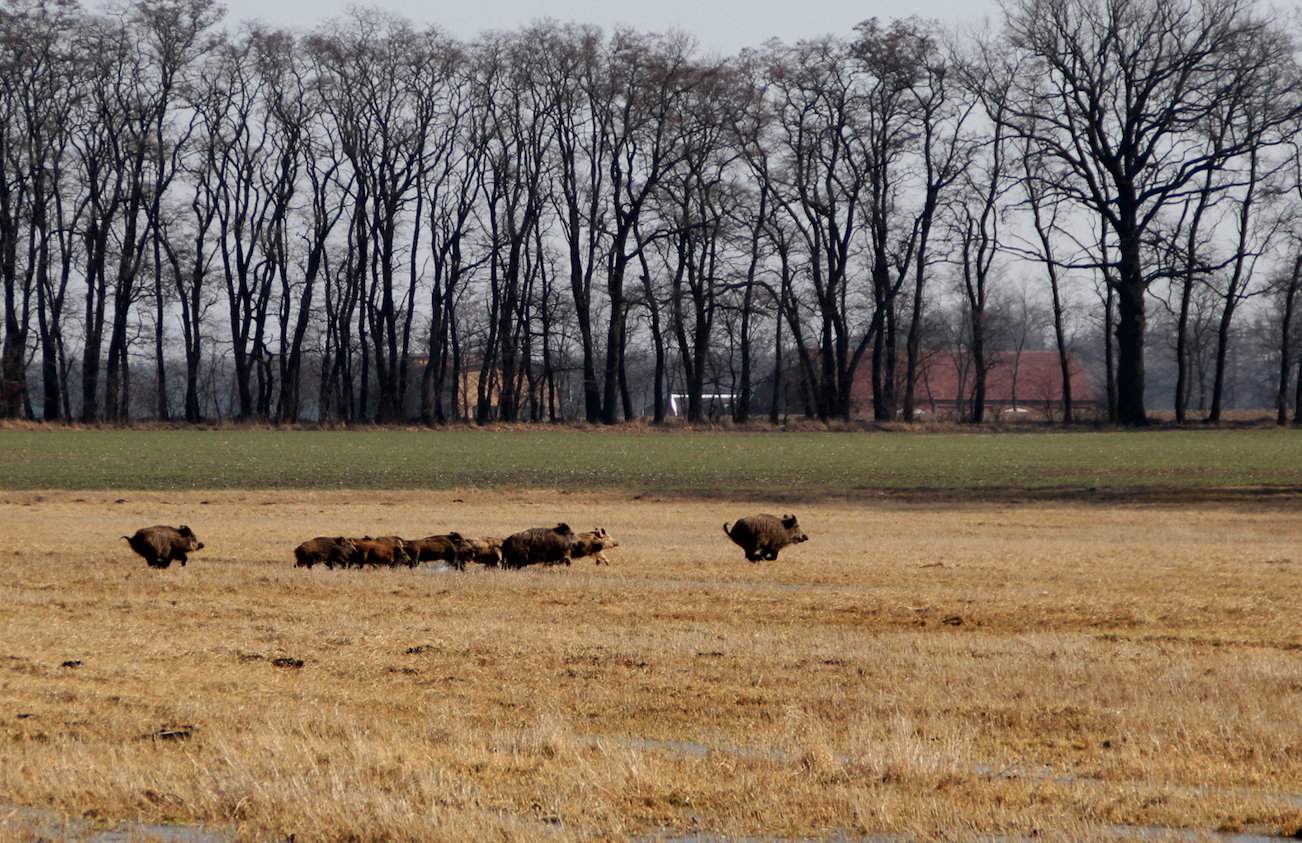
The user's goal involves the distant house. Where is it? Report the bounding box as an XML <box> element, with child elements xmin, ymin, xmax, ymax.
<box><xmin>847</xmin><ymin>350</ymin><xmax>1100</xmax><ymax>419</ymax></box>
<box><xmin>402</xmin><ymin>355</ymin><xmax>490</xmax><ymax>420</ymax></box>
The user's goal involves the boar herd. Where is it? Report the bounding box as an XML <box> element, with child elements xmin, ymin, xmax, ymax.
<box><xmin>292</xmin><ymin>525</ymin><xmax>622</xmax><ymax>570</ymax></box>
<box><xmin>122</xmin><ymin>514</ymin><xmax>808</xmax><ymax>570</ymax></box>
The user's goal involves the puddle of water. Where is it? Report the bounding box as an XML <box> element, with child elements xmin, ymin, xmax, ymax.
<box><xmin>1</xmin><ymin>805</ymin><xmax>233</xmax><ymax>843</ymax></box>
<box><xmin>973</xmin><ymin>763</ymin><xmax>1302</xmax><ymax>811</ymax></box>
<box><xmin>638</xmin><ymin>828</ymin><xmax>1294</xmax><ymax>843</ymax></box>
<box><xmin>1109</xmin><ymin>827</ymin><xmax>1294</xmax><ymax>843</ymax></box>
<box><xmin>972</xmin><ymin>761</ymin><xmax>1089</xmax><ymax>786</ymax></box>
<box><xmin>588</xmin><ymin>734</ymin><xmax>788</xmax><ymax>763</ymax></box>
<box><xmin>635</xmin><ymin>831</ymin><xmax>904</xmax><ymax>843</ymax></box>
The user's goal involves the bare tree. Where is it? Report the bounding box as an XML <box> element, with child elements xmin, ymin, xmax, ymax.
<box><xmin>763</xmin><ymin>37</ymin><xmax>872</xmax><ymax>421</ymax></box>
<box><xmin>663</xmin><ymin>60</ymin><xmax>735</xmax><ymax>423</ymax></box>
<box><xmin>899</xmin><ymin>23</ymin><xmax>979</xmax><ymax>422</ymax></box>
<box><xmin>953</xmin><ymin>84</ymin><xmax>1009</xmax><ymax>423</ymax></box>
<box><xmin>1004</xmin><ymin>0</ymin><xmax>1301</xmax><ymax>425</ymax></box>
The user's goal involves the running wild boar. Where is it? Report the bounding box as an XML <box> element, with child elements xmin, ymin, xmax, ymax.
<box><xmin>294</xmin><ymin>536</ymin><xmax>359</xmax><ymax>569</ymax></box>
<box><xmin>501</xmin><ymin>523</ymin><xmax>576</xmax><ymax>569</ymax></box>
<box><xmin>722</xmin><ymin>514</ymin><xmax>808</xmax><ymax>562</ymax></box>
<box><xmin>351</xmin><ymin>537</ymin><xmax>415</xmax><ymax>568</ymax></box>
<box><xmin>407</xmin><ymin>533</ymin><xmax>468</xmax><ymax>568</ymax></box>
<box><xmin>458</xmin><ymin>536</ymin><xmax>504</xmax><ymax>568</ymax></box>
<box><xmin>123</xmin><ymin>525</ymin><xmax>205</xmax><ymax>569</ymax></box>
<box><xmin>571</xmin><ymin>527</ymin><xmax>619</xmax><ymax>566</ymax></box>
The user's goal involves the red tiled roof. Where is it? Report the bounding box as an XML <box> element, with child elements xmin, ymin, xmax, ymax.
<box><xmin>851</xmin><ymin>350</ymin><xmax>1099</xmax><ymax>408</ymax></box>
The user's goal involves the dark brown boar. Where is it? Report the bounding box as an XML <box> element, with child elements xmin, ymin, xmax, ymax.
<box><xmin>294</xmin><ymin>536</ymin><xmax>359</xmax><ymax>569</ymax></box>
<box><xmin>501</xmin><ymin>523</ymin><xmax>576</xmax><ymax>569</ymax></box>
<box><xmin>457</xmin><ymin>537</ymin><xmax>503</xmax><ymax>568</ymax></box>
<box><xmin>722</xmin><ymin>514</ymin><xmax>809</xmax><ymax>562</ymax></box>
<box><xmin>571</xmin><ymin>527</ymin><xmax>619</xmax><ymax>566</ymax></box>
<box><xmin>352</xmin><ymin>537</ymin><xmax>414</xmax><ymax>568</ymax></box>
<box><xmin>123</xmin><ymin>525</ymin><xmax>205</xmax><ymax>569</ymax></box>
<box><xmin>407</xmin><ymin>533</ymin><xmax>469</xmax><ymax>569</ymax></box>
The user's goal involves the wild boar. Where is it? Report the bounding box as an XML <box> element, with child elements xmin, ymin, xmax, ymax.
<box><xmin>571</xmin><ymin>527</ymin><xmax>619</xmax><ymax>566</ymax></box>
<box><xmin>407</xmin><ymin>533</ymin><xmax>468</xmax><ymax>569</ymax></box>
<box><xmin>458</xmin><ymin>536</ymin><xmax>504</xmax><ymax>568</ymax></box>
<box><xmin>501</xmin><ymin>523</ymin><xmax>576</xmax><ymax>569</ymax></box>
<box><xmin>723</xmin><ymin>514</ymin><xmax>809</xmax><ymax>562</ymax></box>
<box><xmin>352</xmin><ymin>537</ymin><xmax>414</xmax><ymax>568</ymax></box>
<box><xmin>122</xmin><ymin>525</ymin><xmax>205</xmax><ymax>569</ymax></box>
<box><xmin>294</xmin><ymin>536</ymin><xmax>359</xmax><ymax>569</ymax></box>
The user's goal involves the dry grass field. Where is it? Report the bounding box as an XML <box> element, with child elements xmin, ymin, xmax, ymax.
<box><xmin>1</xmin><ymin>490</ymin><xmax>1300</xmax><ymax>841</ymax></box>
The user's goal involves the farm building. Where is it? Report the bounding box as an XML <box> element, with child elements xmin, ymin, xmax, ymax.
<box><xmin>846</xmin><ymin>350</ymin><xmax>1101</xmax><ymax>420</ymax></box>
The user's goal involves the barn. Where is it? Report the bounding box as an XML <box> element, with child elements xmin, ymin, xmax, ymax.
<box><xmin>846</xmin><ymin>350</ymin><xmax>1101</xmax><ymax>420</ymax></box>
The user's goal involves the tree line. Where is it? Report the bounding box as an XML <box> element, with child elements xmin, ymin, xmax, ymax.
<box><xmin>2</xmin><ymin>0</ymin><xmax>1301</xmax><ymax>427</ymax></box>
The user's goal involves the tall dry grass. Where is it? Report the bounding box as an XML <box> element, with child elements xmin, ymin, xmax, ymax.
<box><xmin>0</xmin><ymin>491</ymin><xmax>1299</xmax><ymax>841</ymax></box>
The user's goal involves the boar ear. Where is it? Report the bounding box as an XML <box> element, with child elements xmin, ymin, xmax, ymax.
<box><xmin>179</xmin><ymin>525</ymin><xmax>190</xmax><ymax>533</ymax></box>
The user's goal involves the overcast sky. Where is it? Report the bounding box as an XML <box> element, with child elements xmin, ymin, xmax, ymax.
<box><xmin>218</xmin><ymin>0</ymin><xmax>1003</xmax><ymax>52</ymax></box>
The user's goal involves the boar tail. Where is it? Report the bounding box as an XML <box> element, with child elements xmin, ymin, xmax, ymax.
<box><xmin>722</xmin><ymin>522</ymin><xmax>733</xmax><ymax>538</ymax></box>
<box><xmin>120</xmin><ymin>535</ymin><xmax>130</xmax><ymax>542</ymax></box>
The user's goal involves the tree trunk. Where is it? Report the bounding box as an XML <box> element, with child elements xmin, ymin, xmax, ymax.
<box><xmin>152</xmin><ymin>240</ymin><xmax>169</xmax><ymax>422</ymax></box>
<box><xmin>601</xmin><ymin>258</ymin><xmax>628</xmax><ymax>425</ymax></box>
<box><xmin>970</xmin><ymin>310</ymin><xmax>986</xmax><ymax>424</ymax></box>
<box><xmin>80</xmin><ymin>223</ymin><xmax>110</xmax><ymax>423</ymax></box>
<box><xmin>1114</xmin><ymin>277</ymin><xmax>1147</xmax><ymax>426</ymax></box>
<box><xmin>903</xmin><ymin>205</ymin><xmax>937</xmax><ymax>423</ymax></box>
<box><xmin>1277</xmin><ymin>256</ymin><xmax>1301</xmax><ymax>426</ymax></box>
<box><xmin>1104</xmin><ymin>280</ymin><xmax>1117</xmax><ymax>422</ymax></box>
<box><xmin>637</xmin><ymin>248</ymin><xmax>667</xmax><ymax>425</ymax></box>
<box><xmin>1295</xmin><ymin>351</ymin><xmax>1302</xmax><ymax>427</ymax></box>
<box><xmin>36</xmin><ymin>275</ymin><xmax>59</xmax><ymax>421</ymax></box>
<box><xmin>1174</xmin><ymin>275</ymin><xmax>1194</xmax><ymax>423</ymax></box>
<box><xmin>769</xmin><ymin>286</ymin><xmax>784</xmax><ymax>425</ymax></box>
<box><xmin>1207</xmin><ymin>298</ymin><xmax>1236</xmax><ymax>423</ymax></box>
